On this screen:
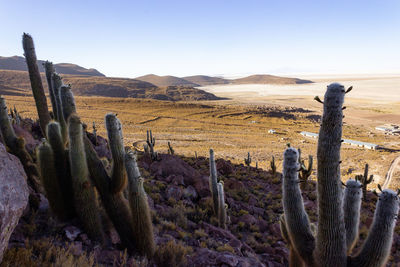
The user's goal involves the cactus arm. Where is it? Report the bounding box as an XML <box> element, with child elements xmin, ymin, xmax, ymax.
<box><xmin>125</xmin><ymin>149</ymin><xmax>155</xmax><ymax>257</ymax></box>
<box><xmin>282</xmin><ymin>147</ymin><xmax>315</xmax><ymax>266</ymax></box>
<box><xmin>83</xmin><ymin>135</ymin><xmax>137</xmax><ymax>252</ymax></box>
<box><xmin>22</xmin><ymin>33</ymin><xmax>51</xmax><ymax>136</ymax></box>
<box><xmin>43</xmin><ymin>61</ymin><xmax>58</xmax><ymax>120</ymax></box>
<box><xmin>37</xmin><ymin>140</ymin><xmax>67</xmax><ymax>220</ymax></box>
<box><xmin>60</xmin><ymin>84</ymin><xmax>76</xmax><ymax>122</ymax></box>
<box><xmin>314</xmin><ymin>83</ymin><xmax>347</xmax><ymax>266</ymax></box>
<box><xmin>217</xmin><ymin>182</ymin><xmax>227</xmax><ymax>229</ymax></box>
<box><xmin>343</xmin><ymin>179</ymin><xmax>362</xmax><ymax>253</ymax></box>
<box><xmin>68</xmin><ymin>114</ymin><xmax>104</xmax><ymax>243</ymax></box>
<box><xmin>350</xmin><ymin>189</ymin><xmax>399</xmax><ymax>267</ymax></box>
<box><xmin>209</xmin><ymin>149</ymin><xmax>219</xmax><ymax>215</ymax></box>
<box><xmin>105</xmin><ymin>113</ymin><xmax>126</xmax><ymax>193</ymax></box>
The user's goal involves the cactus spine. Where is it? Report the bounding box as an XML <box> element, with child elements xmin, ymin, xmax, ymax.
<box><xmin>280</xmin><ymin>83</ymin><xmax>400</xmax><ymax>267</ymax></box>
<box><xmin>209</xmin><ymin>148</ymin><xmax>219</xmax><ymax>215</ymax></box>
<box><xmin>22</xmin><ymin>33</ymin><xmax>51</xmax><ymax>136</ymax></box>
<box><xmin>343</xmin><ymin>179</ymin><xmax>362</xmax><ymax>253</ymax></box>
<box><xmin>217</xmin><ymin>182</ymin><xmax>227</xmax><ymax>229</ymax></box>
<box><xmin>125</xmin><ymin>150</ymin><xmax>155</xmax><ymax>257</ymax></box>
<box><xmin>68</xmin><ymin>114</ymin><xmax>104</xmax><ymax>243</ymax></box>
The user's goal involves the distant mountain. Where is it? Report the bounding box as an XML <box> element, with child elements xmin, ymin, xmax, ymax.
<box><xmin>0</xmin><ymin>56</ymin><xmax>105</xmax><ymax>77</ymax></box>
<box><xmin>135</xmin><ymin>74</ymin><xmax>199</xmax><ymax>87</ymax></box>
<box><xmin>0</xmin><ymin>70</ymin><xmax>223</xmax><ymax>101</ymax></box>
<box><xmin>183</xmin><ymin>75</ymin><xmax>230</xmax><ymax>86</ymax></box>
<box><xmin>232</xmin><ymin>74</ymin><xmax>312</xmax><ymax>85</ymax></box>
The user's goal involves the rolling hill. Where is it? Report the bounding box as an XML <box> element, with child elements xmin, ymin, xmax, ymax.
<box><xmin>183</xmin><ymin>75</ymin><xmax>230</xmax><ymax>86</ymax></box>
<box><xmin>0</xmin><ymin>56</ymin><xmax>105</xmax><ymax>77</ymax></box>
<box><xmin>135</xmin><ymin>74</ymin><xmax>199</xmax><ymax>87</ymax></box>
<box><xmin>232</xmin><ymin>74</ymin><xmax>312</xmax><ymax>85</ymax></box>
<box><xmin>0</xmin><ymin>70</ymin><xmax>222</xmax><ymax>101</ymax></box>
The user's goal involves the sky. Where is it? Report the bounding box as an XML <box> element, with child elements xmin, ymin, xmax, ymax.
<box><xmin>1</xmin><ymin>0</ymin><xmax>399</xmax><ymax>78</ymax></box>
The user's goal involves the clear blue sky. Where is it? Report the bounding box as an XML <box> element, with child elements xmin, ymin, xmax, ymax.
<box><xmin>1</xmin><ymin>0</ymin><xmax>399</xmax><ymax>78</ymax></box>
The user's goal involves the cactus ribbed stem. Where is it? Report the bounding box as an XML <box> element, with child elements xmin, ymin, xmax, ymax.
<box><xmin>37</xmin><ymin>140</ymin><xmax>66</xmax><ymax>219</ymax></box>
<box><xmin>47</xmin><ymin>121</ymin><xmax>75</xmax><ymax>218</ymax></box>
<box><xmin>125</xmin><ymin>150</ymin><xmax>155</xmax><ymax>257</ymax></box>
<box><xmin>217</xmin><ymin>182</ymin><xmax>227</xmax><ymax>229</ymax></box>
<box><xmin>282</xmin><ymin>147</ymin><xmax>315</xmax><ymax>266</ymax></box>
<box><xmin>51</xmin><ymin>73</ymin><xmax>68</xmax><ymax>143</ymax></box>
<box><xmin>343</xmin><ymin>179</ymin><xmax>362</xmax><ymax>253</ymax></box>
<box><xmin>314</xmin><ymin>83</ymin><xmax>347</xmax><ymax>266</ymax></box>
<box><xmin>60</xmin><ymin>84</ymin><xmax>76</xmax><ymax>122</ymax></box>
<box><xmin>43</xmin><ymin>61</ymin><xmax>58</xmax><ymax>120</ymax></box>
<box><xmin>22</xmin><ymin>33</ymin><xmax>51</xmax><ymax>136</ymax></box>
<box><xmin>68</xmin><ymin>114</ymin><xmax>104</xmax><ymax>243</ymax></box>
<box><xmin>209</xmin><ymin>148</ymin><xmax>219</xmax><ymax>215</ymax></box>
<box><xmin>351</xmin><ymin>189</ymin><xmax>399</xmax><ymax>267</ymax></box>
<box><xmin>105</xmin><ymin>113</ymin><xmax>126</xmax><ymax>193</ymax></box>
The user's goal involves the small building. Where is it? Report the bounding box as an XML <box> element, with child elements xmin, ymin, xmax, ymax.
<box><xmin>268</xmin><ymin>129</ymin><xmax>276</xmax><ymax>134</ymax></box>
<box><xmin>301</xmin><ymin>132</ymin><xmax>379</xmax><ymax>150</ymax></box>
<box><xmin>300</xmin><ymin>131</ymin><xmax>318</xmax><ymax>138</ymax></box>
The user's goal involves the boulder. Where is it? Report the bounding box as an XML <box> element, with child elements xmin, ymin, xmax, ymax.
<box><xmin>0</xmin><ymin>143</ymin><xmax>29</xmax><ymax>261</ymax></box>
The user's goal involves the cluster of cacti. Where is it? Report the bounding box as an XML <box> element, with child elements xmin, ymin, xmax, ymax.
<box><xmin>209</xmin><ymin>149</ymin><xmax>228</xmax><ymax>228</ymax></box>
<box><xmin>355</xmin><ymin>163</ymin><xmax>374</xmax><ymax>200</ymax></box>
<box><xmin>167</xmin><ymin>141</ymin><xmax>175</xmax><ymax>155</ymax></box>
<box><xmin>4</xmin><ymin>33</ymin><xmax>155</xmax><ymax>257</ymax></box>
<box><xmin>297</xmin><ymin>148</ymin><xmax>313</xmax><ymax>190</ymax></box>
<box><xmin>244</xmin><ymin>152</ymin><xmax>252</xmax><ymax>167</ymax></box>
<box><xmin>281</xmin><ymin>83</ymin><xmax>400</xmax><ymax>267</ymax></box>
<box><xmin>144</xmin><ymin>129</ymin><xmax>158</xmax><ymax>160</ymax></box>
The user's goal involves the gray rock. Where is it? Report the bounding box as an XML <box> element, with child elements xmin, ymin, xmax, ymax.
<box><xmin>0</xmin><ymin>143</ymin><xmax>29</xmax><ymax>261</ymax></box>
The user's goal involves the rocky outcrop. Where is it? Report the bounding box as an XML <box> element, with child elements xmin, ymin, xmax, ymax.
<box><xmin>0</xmin><ymin>142</ymin><xmax>29</xmax><ymax>262</ymax></box>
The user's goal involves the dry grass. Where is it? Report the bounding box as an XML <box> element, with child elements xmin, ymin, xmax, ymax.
<box><xmin>4</xmin><ymin>95</ymin><xmax>400</xmax><ymax>189</ymax></box>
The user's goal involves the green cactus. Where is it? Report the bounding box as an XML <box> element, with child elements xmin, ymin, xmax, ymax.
<box><xmin>22</xmin><ymin>33</ymin><xmax>51</xmax><ymax>136</ymax></box>
<box><xmin>167</xmin><ymin>141</ymin><xmax>175</xmax><ymax>155</ymax></box>
<box><xmin>37</xmin><ymin>140</ymin><xmax>67</xmax><ymax>220</ymax></box>
<box><xmin>355</xmin><ymin>163</ymin><xmax>373</xmax><ymax>200</ymax></box>
<box><xmin>297</xmin><ymin>148</ymin><xmax>313</xmax><ymax>190</ymax></box>
<box><xmin>280</xmin><ymin>83</ymin><xmax>400</xmax><ymax>267</ymax></box>
<box><xmin>60</xmin><ymin>84</ymin><xmax>77</xmax><ymax>122</ymax></box>
<box><xmin>125</xmin><ymin>149</ymin><xmax>155</xmax><ymax>257</ymax></box>
<box><xmin>244</xmin><ymin>152</ymin><xmax>251</xmax><ymax>167</ymax></box>
<box><xmin>43</xmin><ymin>61</ymin><xmax>58</xmax><ymax>120</ymax></box>
<box><xmin>217</xmin><ymin>182</ymin><xmax>227</xmax><ymax>229</ymax></box>
<box><xmin>270</xmin><ymin>156</ymin><xmax>276</xmax><ymax>175</ymax></box>
<box><xmin>68</xmin><ymin>114</ymin><xmax>104</xmax><ymax>244</ymax></box>
<box><xmin>0</xmin><ymin>96</ymin><xmax>41</xmax><ymax>193</ymax></box>
<box><xmin>51</xmin><ymin>73</ymin><xmax>68</xmax><ymax>143</ymax></box>
<box><xmin>209</xmin><ymin>148</ymin><xmax>219</xmax><ymax>215</ymax></box>
<box><xmin>146</xmin><ymin>129</ymin><xmax>158</xmax><ymax>160</ymax></box>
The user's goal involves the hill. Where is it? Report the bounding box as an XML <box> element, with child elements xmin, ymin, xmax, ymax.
<box><xmin>183</xmin><ymin>75</ymin><xmax>230</xmax><ymax>86</ymax></box>
<box><xmin>0</xmin><ymin>70</ymin><xmax>222</xmax><ymax>101</ymax></box>
<box><xmin>135</xmin><ymin>74</ymin><xmax>200</xmax><ymax>87</ymax></box>
<box><xmin>0</xmin><ymin>56</ymin><xmax>105</xmax><ymax>77</ymax></box>
<box><xmin>232</xmin><ymin>74</ymin><xmax>312</xmax><ymax>85</ymax></box>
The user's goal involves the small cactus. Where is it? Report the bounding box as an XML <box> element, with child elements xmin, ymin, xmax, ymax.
<box><xmin>146</xmin><ymin>129</ymin><xmax>158</xmax><ymax>160</ymax></box>
<box><xmin>270</xmin><ymin>156</ymin><xmax>276</xmax><ymax>175</ymax></box>
<box><xmin>209</xmin><ymin>149</ymin><xmax>219</xmax><ymax>216</ymax></box>
<box><xmin>167</xmin><ymin>141</ymin><xmax>175</xmax><ymax>155</ymax></box>
<box><xmin>217</xmin><ymin>182</ymin><xmax>227</xmax><ymax>229</ymax></box>
<box><xmin>355</xmin><ymin>163</ymin><xmax>373</xmax><ymax>200</ymax></box>
<box><xmin>244</xmin><ymin>152</ymin><xmax>251</xmax><ymax>167</ymax></box>
<box><xmin>298</xmin><ymin>148</ymin><xmax>313</xmax><ymax>190</ymax></box>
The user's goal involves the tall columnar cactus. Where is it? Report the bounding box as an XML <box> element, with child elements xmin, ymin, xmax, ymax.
<box><xmin>209</xmin><ymin>148</ymin><xmax>219</xmax><ymax>215</ymax></box>
<box><xmin>244</xmin><ymin>152</ymin><xmax>252</xmax><ymax>167</ymax></box>
<box><xmin>297</xmin><ymin>149</ymin><xmax>313</xmax><ymax>190</ymax></box>
<box><xmin>51</xmin><ymin>73</ymin><xmax>68</xmax><ymax>143</ymax></box>
<box><xmin>43</xmin><ymin>61</ymin><xmax>58</xmax><ymax>119</ymax></box>
<box><xmin>22</xmin><ymin>33</ymin><xmax>51</xmax><ymax>136</ymax></box>
<box><xmin>270</xmin><ymin>156</ymin><xmax>276</xmax><ymax>175</ymax></box>
<box><xmin>37</xmin><ymin>140</ymin><xmax>66</xmax><ymax>219</ymax></box>
<box><xmin>105</xmin><ymin>114</ymin><xmax>126</xmax><ymax>193</ymax></box>
<box><xmin>280</xmin><ymin>83</ymin><xmax>400</xmax><ymax>267</ymax></box>
<box><xmin>60</xmin><ymin>84</ymin><xmax>77</xmax><ymax>122</ymax></box>
<box><xmin>355</xmin><ymin>163</ymin><xmax>373</xmax><ymax>200</ymax></box>
<box><xmin>68</xmin><ymin>114</ymin><xmax>104</xmax><ymax>243</ymax></box>
<box><xmin>125</xmin><ymin>149</ymin><xmax>155</xmax><ymax>257</ymax></box>
<box><xmin>217</xmin><ymin>182</ymin><xmax>227</xmax><ymax>229</ymax></box>
<box><xmin>343</xmin><ymin>179</ymin><xmax>362</xmax><ymax>253</ymax></box>
<box><xmin>0</xmin><ymin>96</ymin><xmax>41</xmax><ymax>193</ymax></box>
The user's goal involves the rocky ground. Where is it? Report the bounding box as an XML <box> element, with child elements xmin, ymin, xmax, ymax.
<box><xmin>1</xmin><ymin>120</ymin><xmax>400</xmax><ymax>266</ymax></box>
